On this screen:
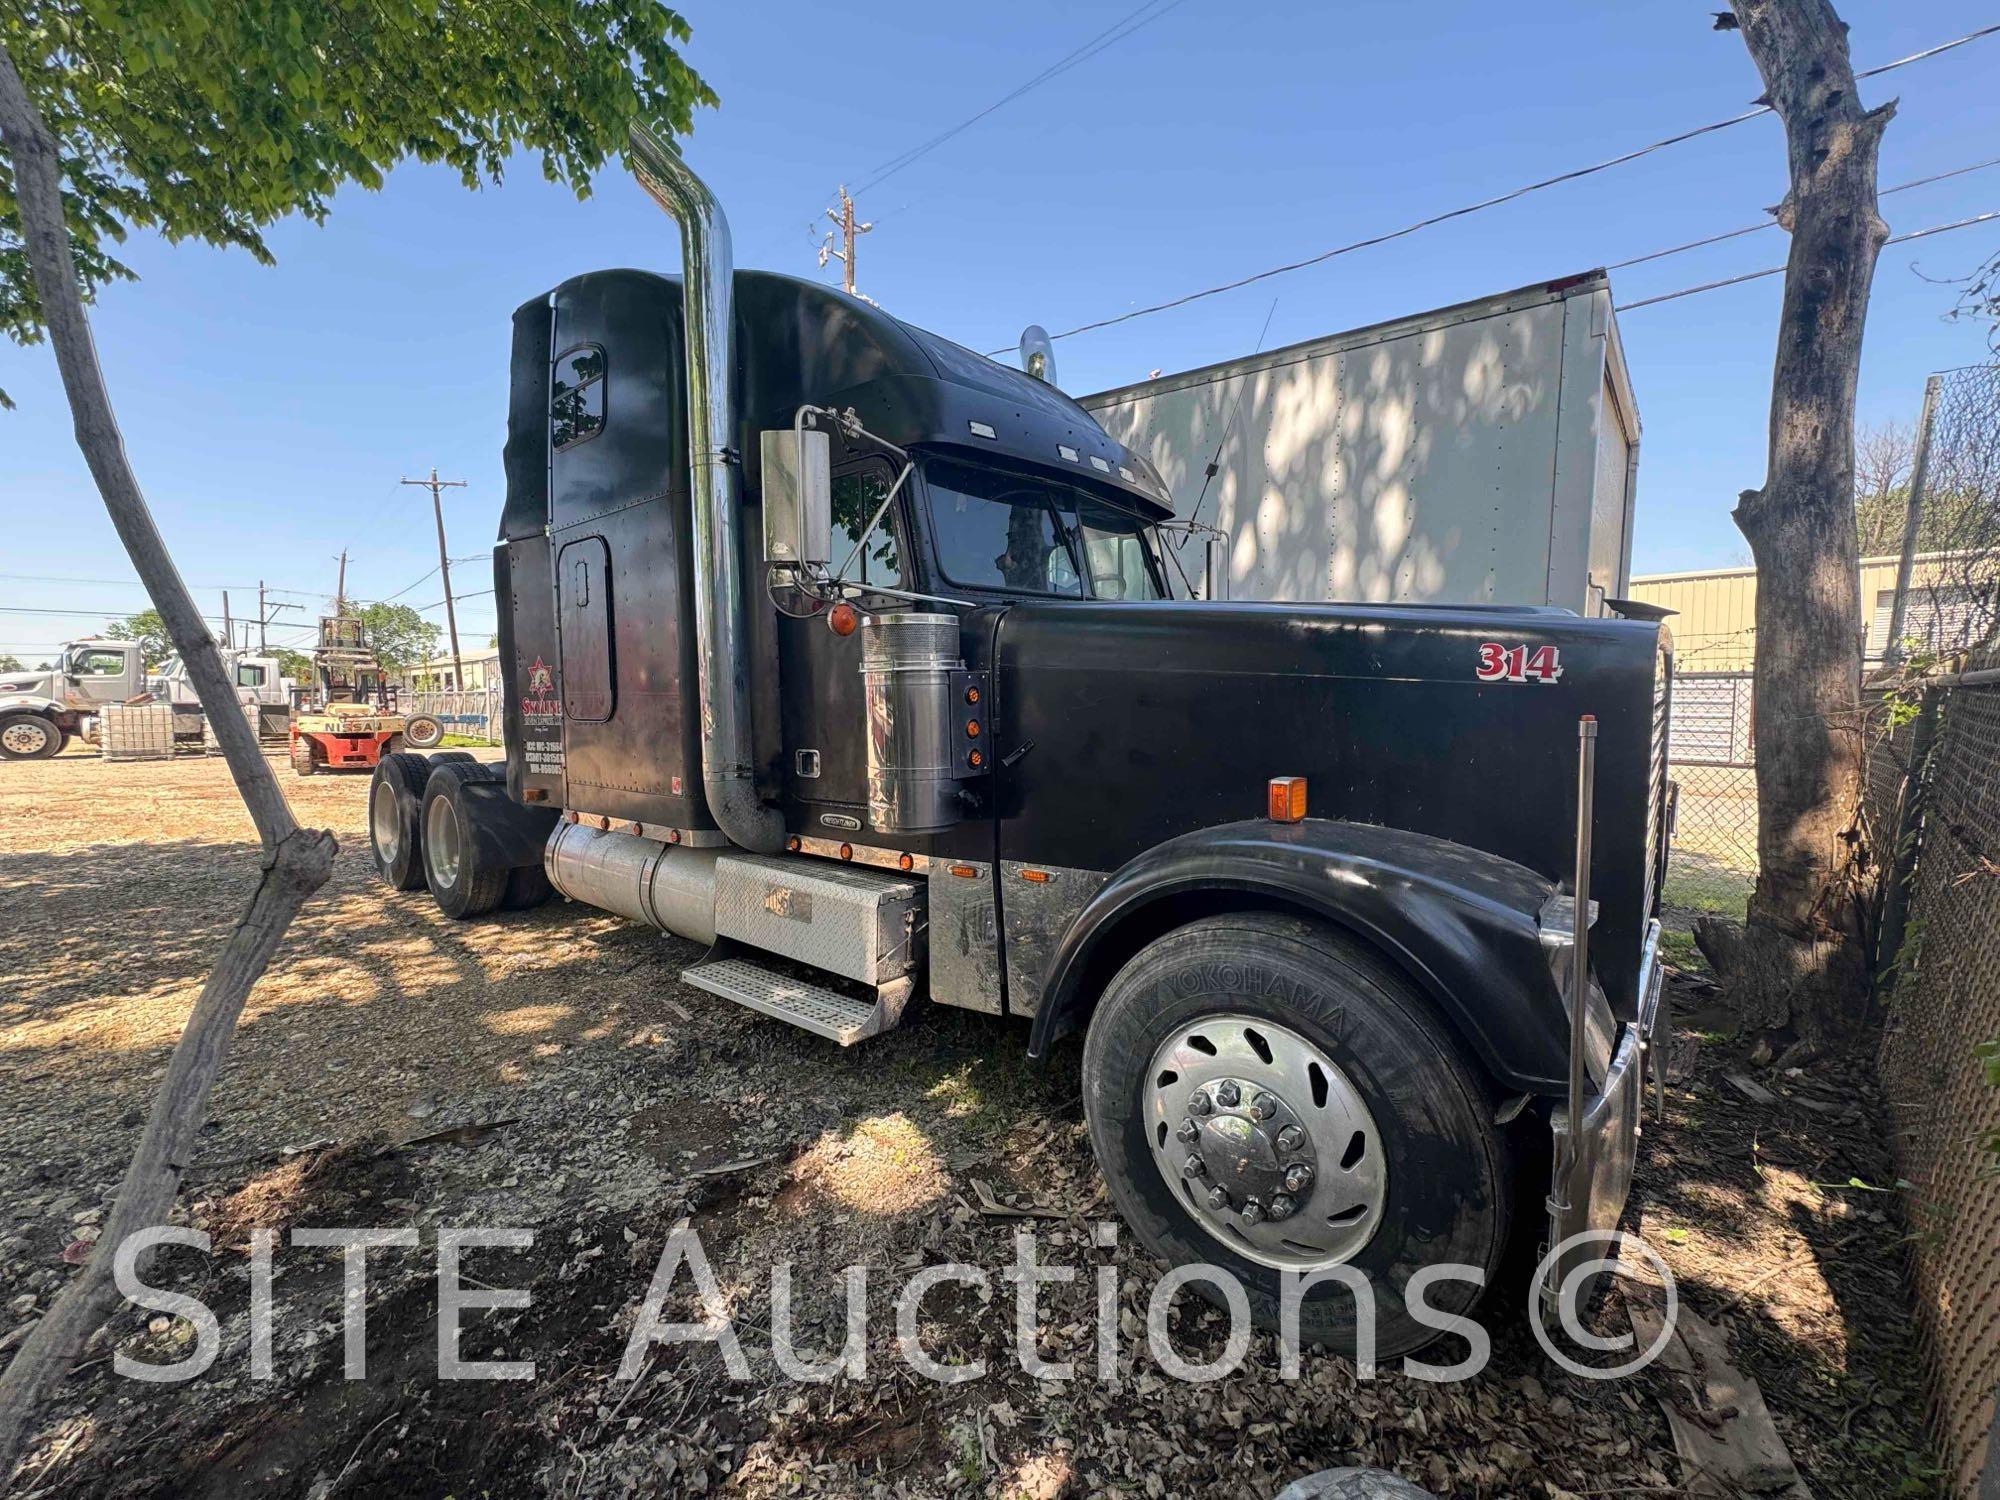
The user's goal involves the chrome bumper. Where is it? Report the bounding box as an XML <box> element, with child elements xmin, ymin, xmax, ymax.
<box><xmin>1541</xmin><ymin>918</ymin><xmax>1663</xmax><ymax>1315</ymax></box>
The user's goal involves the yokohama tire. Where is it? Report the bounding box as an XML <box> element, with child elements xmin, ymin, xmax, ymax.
<box><xmin>1081</xmin><ymin>912</ymin><xmax>1510</xmax><ymax>1360</ymax></box>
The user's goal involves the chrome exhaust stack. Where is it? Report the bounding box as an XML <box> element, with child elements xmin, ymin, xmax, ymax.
<box><xmin>628</xmin><ymin>123</ymin><xmax>785</xmax><ymax>855</ymax></box>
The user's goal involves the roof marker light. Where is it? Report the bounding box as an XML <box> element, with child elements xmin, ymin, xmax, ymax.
<box><xmin>1058</xmin><ymin>445</ymin><xmax>1079</xmax><ymax>463</ymax></box>
<box><xmin>969</xmin><ymin>420</ymin><xmax>998</xmax><ymax>440</ymax></box>
<box><xmin>1089</xmin><ymin>456</ymin><xmax>1111</xmax><ymax>473</ymax></box>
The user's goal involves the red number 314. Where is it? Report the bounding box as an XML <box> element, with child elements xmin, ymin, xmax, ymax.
<box><xmin>1476</xmin><ymin>641</ymin><xmax>1563</xmax><ymax>684</ymax></box>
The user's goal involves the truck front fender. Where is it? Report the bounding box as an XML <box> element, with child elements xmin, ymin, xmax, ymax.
<box><xmin>1026</xmin><ymin>819</ymin><xmax>1574</xmax><ymax>1094</ymax></box>
<box><xmin>0</xmin><ymin>694</ymin><xmax>67</xmax><ymax>719</ymax></box>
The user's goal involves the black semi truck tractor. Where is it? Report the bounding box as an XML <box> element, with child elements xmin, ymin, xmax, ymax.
<box><xmin>368</xmin><ymin>128</ymin><xmax>1675</xmax><ymax>1357</ymax></box>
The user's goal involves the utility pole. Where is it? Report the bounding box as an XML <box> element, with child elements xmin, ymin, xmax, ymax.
<box><xmin>334</xmin><ymin>550</ymin><xmax>348</xmax><ymax>616</ymax></box>
<box><xmin>402</xmin><ymin>467</ymin><xmax>468</xmax><ymax>687</ymax></box>
<box><xmin>1884</xmin><ymin>373</ymin><xmax>1943</xmax><ymax>667</ymax></box>
<box><xmin>817</xmin><ymin>186</ymin><xmax>872</xmax><ymax>297</ymax></box>
<box><xmin>221</xmin><ymin>591</ymin><xmax>231</xmax><ymax>650</ymax></box>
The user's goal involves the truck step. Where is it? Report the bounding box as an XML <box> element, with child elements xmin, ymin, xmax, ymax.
<box><xmin>682</xmin><ymin>956</ymin><xmax>909</xmax><ymax>1047</ymax></box>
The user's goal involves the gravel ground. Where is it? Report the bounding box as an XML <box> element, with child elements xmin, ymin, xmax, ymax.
<box><xmin>0</xmin><ymin>749</ymin><xmax>1942</xmax><ymax>1497</ymax></box>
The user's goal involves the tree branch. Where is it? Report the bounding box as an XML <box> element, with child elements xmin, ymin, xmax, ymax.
<box><xmin>0</xmin><ymin>39</ymin><xmax>337</xmax><ymax>1481</ymax></box>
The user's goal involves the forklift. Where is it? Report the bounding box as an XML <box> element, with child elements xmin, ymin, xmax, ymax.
<box><xmin>289</xmin><ymin>614</ymin><xmax>442</xmax><ymax>775</ymax></box>
<box><xmin>367</xmin><ymin>129</ymin><xmax>1675</xmax><ymax>1356</ymax></box>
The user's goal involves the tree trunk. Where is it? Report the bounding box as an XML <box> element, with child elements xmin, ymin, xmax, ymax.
<box><xmin>1693</xmin><ymin>0</ymin><xmax>1891</xmax><ymax>1044</ymax></box>
<box><xmin>0</xmin><ymin>43</ymin><xmax>337</xmax><ymax>1482</ymax></box>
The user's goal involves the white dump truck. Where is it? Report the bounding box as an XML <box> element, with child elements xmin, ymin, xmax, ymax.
<box><xmin>1081</xmin><ymin>270</ymin><xmax>1640</xmax><ymax>614</ymax></box>
<box><xmin>0</xmin><ymin>637</ymin><xmax>295</xmax><ymax>759</ymax></box>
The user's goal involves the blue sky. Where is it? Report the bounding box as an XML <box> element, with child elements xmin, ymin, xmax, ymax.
<box><xmin>3</xmin><ymin>0</ymin><xmax>1998</xmax><ymax>663</ymax></box>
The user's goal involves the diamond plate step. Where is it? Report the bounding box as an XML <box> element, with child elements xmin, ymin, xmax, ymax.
<box><xmin>683</xmin><ymin>957</ymin><xmax>896</xmax><ymax>1047</ymax></box>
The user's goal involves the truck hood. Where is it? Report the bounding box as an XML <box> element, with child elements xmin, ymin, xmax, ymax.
<box><xmin>0</xmin><ymin>671</ymin><xmax>55</xmax><ymax>696</ymax></box>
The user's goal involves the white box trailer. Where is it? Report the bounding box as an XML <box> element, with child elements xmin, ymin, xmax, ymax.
<box><xmin>1081</xmin><ymin>270</ymin><xmax>1639</xmax><ymax>614</ymax></box>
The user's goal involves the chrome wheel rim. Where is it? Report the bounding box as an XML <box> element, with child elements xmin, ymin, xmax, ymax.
<box><xmin>425</xmin><ymin>795</ymin><xmax>461</xmax><ymax>887</ymax></box>
<box><xmin>2</xmin><ymin>721</ymin><xmax>51</xmax><ymax>755</ymax></box>
<box><xmin>370</xmin><ymin>780</ymin><xmax>402</xmax><ymax>866</ymax></box>
<box><xmin>1145</xmin><ymin>1014</ymin><xmax>1387</xmax><ymax>1271</ymax></box>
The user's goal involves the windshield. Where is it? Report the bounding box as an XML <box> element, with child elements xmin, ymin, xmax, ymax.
<box><xmin>923</xmin><ymin>458</ymin><xmax>1163</xmax><ymax>600</ymax></box>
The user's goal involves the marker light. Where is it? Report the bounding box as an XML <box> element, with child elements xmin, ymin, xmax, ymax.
<box><xmin>897</xmin><ymin>853</ymin><xmax>915</xmax><ymax>871</ymax></box>
<box><xmin>1020</xmin><ymin>868</ymin><xmax>1052</xmax><ymax>883</ymax></box>
<box><xmin>1267</xmin><ymin>776</ymin><xmax>1308</xmax><ymax>823</ymax></box>
<box><xmin>950</xmin><ymin>864</ymin><xmax>978</xmax><ymax>878</ymax></box>
<box><xmin>828</xmin><ymin>602</ymin><xmax>859</xmax><ymax>637</ymax></box>
<box><xmin>965</xmin><ymin>719</ymin><xmax>981</xmax><ymax>738</ymax></box>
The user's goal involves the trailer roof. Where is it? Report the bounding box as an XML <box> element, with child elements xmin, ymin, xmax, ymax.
<box><xmin>1081</xmin><ymin>269</ymin><xmax>1615</xmax><ymax>410</ymax></box>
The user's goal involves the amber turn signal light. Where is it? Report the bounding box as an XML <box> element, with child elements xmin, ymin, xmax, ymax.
<box><xmin>1267</xmin><ymin>776</ymin><xmax>1308</xmax><ymax>823</ymax></box>
<box><xmin>897</xmin><ymin>853</ymin><xmax>915</xmax><ymax>871</ymax></box>
<box><xmin>964</xmin><ymin>684</ymin><xmax>981</xmax><ymax>705</ymax></box>
<box><xmin>839</xmin><ymin>842</ymin><xmax>854</xmax><ymax>860</ymax></box>
<box><xmin>965</xmin><ymin>718</ymin><xmax>981</xmax><ymax>738</ymax></box>
<box><xmin>828</xmin><ymin>602</ymin><xmax>859</xmax><ymax>637</ymax></box>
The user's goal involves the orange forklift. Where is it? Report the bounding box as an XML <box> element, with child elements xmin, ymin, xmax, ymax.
<box><xmin>289</xmin><ymin>615</ymin><xmax>442</xmax><ymax>774</ymax></box>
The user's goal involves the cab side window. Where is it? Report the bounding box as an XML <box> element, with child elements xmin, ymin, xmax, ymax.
<box><xmin>237</xmin><ymin>664</ymin><xmax>267</xmax><ymax>688</ymax></box>
<box><xmin>73</xmin><ymin>650</ymin><xmax>127</xmax><ymax>676</ymax></box>
<box><xmin>830</xmin><ymin>465</ymin><xmax>904</xmax><ymax>592</ymax></box>
<box><xmin>551</xmin><ymin>344</ymin><xmax>606</xmax><ymax>451</ymax></box>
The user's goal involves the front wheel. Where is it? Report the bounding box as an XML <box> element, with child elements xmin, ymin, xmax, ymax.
<box><xmin>1081</xmin><ymin>912</ymin><xmax>1510</xmax><ymax>1360</ymax></box>
<box><xmin>0</xmin><ymin>712</ymin><xmax>64</xmax><ymax>761</ymax></box>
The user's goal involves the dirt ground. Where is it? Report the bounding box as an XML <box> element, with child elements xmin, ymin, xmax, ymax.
<box><xmin>0</xmin><ymin>750</ymin><xmax>1942</xmax><ymax>1497</ymax></box>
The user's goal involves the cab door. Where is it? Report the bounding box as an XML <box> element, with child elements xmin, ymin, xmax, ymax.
<box><xmin>775</xmin><ymin>454</ymin><xmax>910</xmax><ymax>837</ymax></box>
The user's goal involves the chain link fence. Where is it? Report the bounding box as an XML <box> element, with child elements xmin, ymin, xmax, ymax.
<box><xmin>1868</xmin><ymin>647</ymin><xmax>2000</xmax><ymax>1496</ymax></box>
<box><xmin>1665</xmin><ymin>670</ymin><xmax>1759</xmax><ymax>915</ymax></box>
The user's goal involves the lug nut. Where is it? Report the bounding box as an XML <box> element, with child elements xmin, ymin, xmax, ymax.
<box><xmin>1251</xmin><ymin>1092</ymin><xmax>1278</xmax><ymax>1120</ymax></box>
<box><xmin>1275</xmin><ymin>1125</ymin><xmax>1306</xmax><ymax>1153</ymax></box>
<box><xmin>1189</xmin><ymin>1092</ymin><xmax>1213</xmax><ymax>1117</ymax></box>
<box><xmin>1268</xmin><ymin>1194</ymin><xmax>1297</xmax><ymax>1221</ymax></box>
<box><xmin>1239</xmin><ymin>1198</ymin><xmax>1266</xmax><ymax>1225</ymax></box>
<box><xmin>1205</xmin><ymin>1185</ymin><xmax>1230</xmax><ymax>1211</ymax></box>
<box><xmin>1283</xmin><ymin>1163</ymin><xmax>1315</xmax><ymax>1195</ymax></box>
<box><xmin>1182</xmin><ymin>1155</ymin><xmax>1207</xmax><ymax>1180</ymax></box>
<box><xmin>1215</xmin><ymin>1080</ymin><xmax>1241</xmax><ymax>1108</ymax></box>
<box><xmin>1176</xmin><ymin>1120</ymin><xmax>1201</xmax><ymax>1144</ymax></box>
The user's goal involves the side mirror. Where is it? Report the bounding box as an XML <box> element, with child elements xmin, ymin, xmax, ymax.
<box><xmin>761</xmin><ymin>427</ymin><xmax>831</xmax><ymax>570</ymax></box>
<box><xmin>1202</xmin><ymin>532</ymin><xmax>1229</xmax><ymax>601</ymax></box>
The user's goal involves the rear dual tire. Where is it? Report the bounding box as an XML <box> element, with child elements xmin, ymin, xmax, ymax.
<box><xmin>368</xmin><ymin>751</ymin><xmax>478</xmax><ymax>890</ymax></box>
<box><xmin>1081</xmin><ymin>912</ymin><xmax>1510</xmax><ymax>1360</ymax></box>
<box><xmin>422</xmin><ymin>762</ymin><xmax>511</xmax><ymax>919</ymax></box>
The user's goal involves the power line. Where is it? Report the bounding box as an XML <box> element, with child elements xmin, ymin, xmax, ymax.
<box><xmin>0</xmin><ymin>570</ymin><xmax>322</xmax><ymax>595</ymax></box>
<box><xmin>853</xmin><ymin>0</ymin><xmax>1194</xmax><ymax>197</ymax></box>
<box><xmin>1616</xmin><ymin>209</ymin><xmax>2000</xmax><ymax>312</ymax></box>
<box><xmin>980</xmin><ymin>20</ymin><xmax>2000</xmax><ymax>354</ymax></box>
<box><xmin>1604</xmin><ymin>155</ymin><xmax>2000</xmax><ymax>272</ymax></box>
